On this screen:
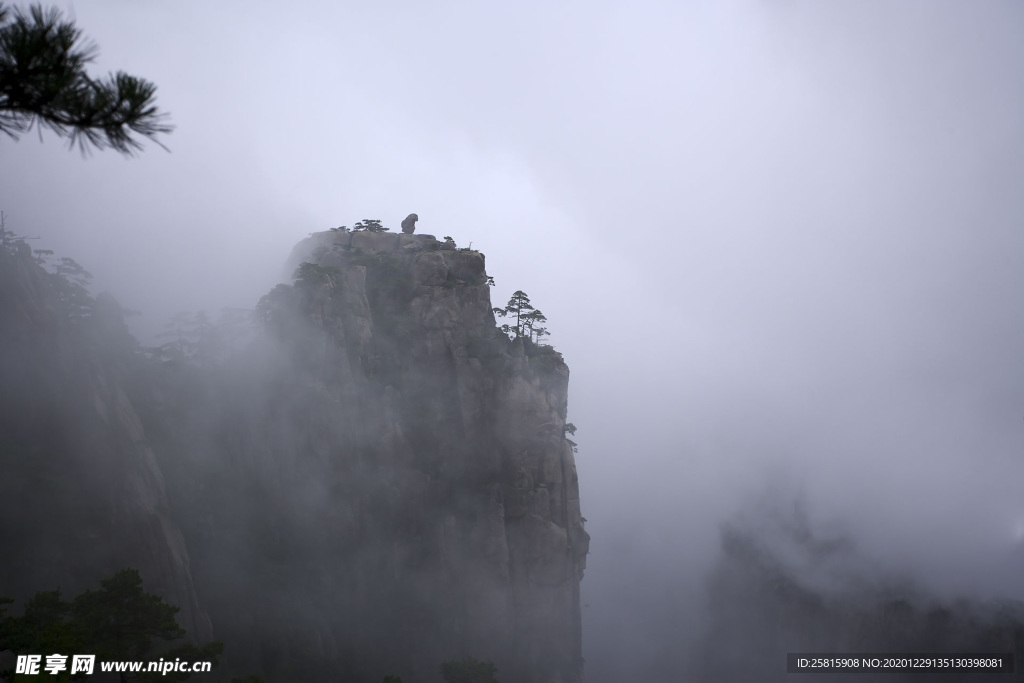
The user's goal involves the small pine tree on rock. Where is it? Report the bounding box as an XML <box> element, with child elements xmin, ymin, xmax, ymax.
<box><xmin>494</xmin><ymin>290</ymin><xmax>534</xmax><ymax>340</ymax></box>
<box><xmin>352</xmin><ymin>219</ymin><xmax>387</xmax><ymax>233</ymax></box>
<box><xmin>493</xmin><ymin>291</ymin><xmax>554</xmax><ymax>343</ymax></box>
<box><xmin>565</xmin><ymin>422</ymin><xmax>578</xmax><ymax>453</ymax></box>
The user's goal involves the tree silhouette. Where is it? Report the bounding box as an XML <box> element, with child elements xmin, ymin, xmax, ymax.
<box><xmin>352</xmin><ymin>219</ymin><xmax>387</xmax><ymax>233</ymax></box>
<box><xmin>520</xmin><ymin>308</ymin><xmax>548</xmax><ymax>343</ymax></box>
<box><xmin>0</xmin><ymin>3</ymin><xmax>172</xmax><ymax>154</ymax></box>
<box><xmin>0</xmin><ymin>569</ymin><xmax>223</xmax><ymax>683</ymax></box>
<box><xmin>0</xmin><ymin>590</ymin><xmax>82</xmax><ymax>680</ymax></box>
<box><xmin>564</xmin><ymin>422</ymin><xmax>578</xmax><ymax>454</ymax></box>
<box><xmin>493</xmin><ymin>291</ymin><xmax>552</xmax><ymax>343</ymax></box>
<box><xmin>50</xmin><ymin>255</ymin><xmax>94</xmax><ymax>321</ymax></box>
<box><xmin>493</xmin><ymin>290</ymin><xmax>533</xmax><ymax>340</ymax></box>
<box><xmin>71</xmin><ymin>569</ymin><xmax>185</xmax><ymax>663</ymax></box>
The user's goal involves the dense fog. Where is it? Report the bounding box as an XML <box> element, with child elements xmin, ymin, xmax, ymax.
<box><xmin>1</xmin><ymin>1</ymin><xmax>1021</xmax><ymax>681</ymax></box>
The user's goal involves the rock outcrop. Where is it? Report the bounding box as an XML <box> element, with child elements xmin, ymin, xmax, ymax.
<box><xmin>0</xmin><ymin>242</ymin><xmax>212</xmax><ymax>641</ymax></box>
<box><xmin>0</xmin><ymin>229</ymin><xmax>588</xmax><ymax>682</ymax></box>
<box><xmin>161</xmin><ymin>230</ymin><xmax>589</xmax><ymax>681</ymax></box>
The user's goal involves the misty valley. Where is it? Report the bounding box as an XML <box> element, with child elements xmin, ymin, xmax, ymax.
<box><xmin>2</xmin><ymin>1</ymin><xmax>1023</xmax><ymax>681</ymax></box>
<box><xmin>1</xmin><ymin>222</ymin><xmax>1021</xmax><ymax>682</ymax></box>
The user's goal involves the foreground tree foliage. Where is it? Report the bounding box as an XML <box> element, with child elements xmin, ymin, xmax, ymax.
<box><xmin>0</xmin><ymin>570</ymin><xmax>225</xmax><ymax>682</ymax></box>
<box><xmin>72</xmin><ymin>570</ymin><xmax>185</xmax><ymax>663</ymax></box>
<box><xmin>0</xmin><ymin>2</ymin><xmax>172</xmax><ymax>154</ymax></box>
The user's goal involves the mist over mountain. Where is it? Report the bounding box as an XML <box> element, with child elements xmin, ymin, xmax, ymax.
<box><xmin>1</xmin><ymin>227</ymin><xmax>589</xmax><ymax>681</ymax></box>
<box><xmin>2</xmin><ymin>1</ymin><xmax>1023</xmax><ymax>682</ymax></box>
<box><xmin>2</xmin><ymin>220</ymin><xmax>1021</xmax><ymax>681</ymax></box>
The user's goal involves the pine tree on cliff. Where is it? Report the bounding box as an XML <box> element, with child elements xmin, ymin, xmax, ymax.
<box><xmin>520</xmin><ymin>308</ymin><xmax>548</xmax><ymax>343</ymax></box>
<box><xmin>493</xmin><ymin>291</ymin><xmax>554</xmax><ymax>343</ymax></box>
<box><xmin>352</xmin><ymin>219</ymin><xmax>387</xmax><ymax>233</ymax></box>
<box><xmin>0</xmin><ymin>3</ymin><xmax>172</xmax><ymax>154</ymax></box>
<box><xmin>565</xmin><ymin>422</ymin><xmax>579</xmax><ymax>453</ymax></box>
<box><xmin>493</xmin><ymin>290</ymin><xmax>534</xmax><ymax>340</ymax></box>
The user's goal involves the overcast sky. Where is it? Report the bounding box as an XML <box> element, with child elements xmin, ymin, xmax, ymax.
<box><xmin>2</xmin><ymin>0</ymin><xmax>1022</xmax><ymax>678</ymax></box>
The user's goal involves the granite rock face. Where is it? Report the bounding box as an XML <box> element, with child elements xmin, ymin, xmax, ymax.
<box><xmin>198</xmin><ymin>230</ymin><xmax>590</xmax><ymax>681</ymax></box>
<box><xmin>0</xmin><ymin>243</ymin><xmax>212</xmax><ymax>641</ymax></box>
<box><xmin>0</xmin><ymin>230</ymin><xmax>588</xmax><ymax>682</ymax></box>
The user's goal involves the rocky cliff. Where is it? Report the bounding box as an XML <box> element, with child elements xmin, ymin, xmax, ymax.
<box><xmin>0</xmin><ymin>229</ymin><xmax>588</xmax><ymax>682</ymax></box>
<box><xmin>0</xmin><ymin>241</ymin><xmax>212</xmax><ymax>641</ymax></box>
<box><xmin>157</xmin><ymin>229</ymin><xmax>590</xmax><ymax>681</ymax></box>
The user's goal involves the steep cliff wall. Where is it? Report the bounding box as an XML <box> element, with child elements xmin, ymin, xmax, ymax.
<box><xmin>0</xmin><ymin>242</ymin><xmax>211</xmax><ymax>641</ymax></box>
<box><xmin>151</xmin><ymin>230</ymin><xmax>589</xmax><ymax>682</ymax></box>
<box><xmin>0</xmin><ymin>229</ymin><xmax>588</xmax><ymax>682</ymax></box>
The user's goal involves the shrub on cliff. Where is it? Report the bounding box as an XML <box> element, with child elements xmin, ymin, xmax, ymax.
<box><xmin>292</xmin><ymin>262</ymin><xmax>338</xmax><ymax>289</ymax></box>
<box><xmin>565</xmin><ymin>422</ymin><xmax>579</xmax><ymax>454</ymax></box>
<box><xmin>50</xmin><ymin>256</ymin><xmax>94</xmax><ymax>323</ymax></box>
<box><xmin>0</xmin><ymin>218</ymin><xmax>98</xmax><ymax>326</ymax></box>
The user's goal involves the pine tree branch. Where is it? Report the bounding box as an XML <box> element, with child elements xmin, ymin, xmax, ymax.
<box><xmin>0</xmin><ymin>3</ymin><xmax>172</xmax><ymax>154</ymax></box>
